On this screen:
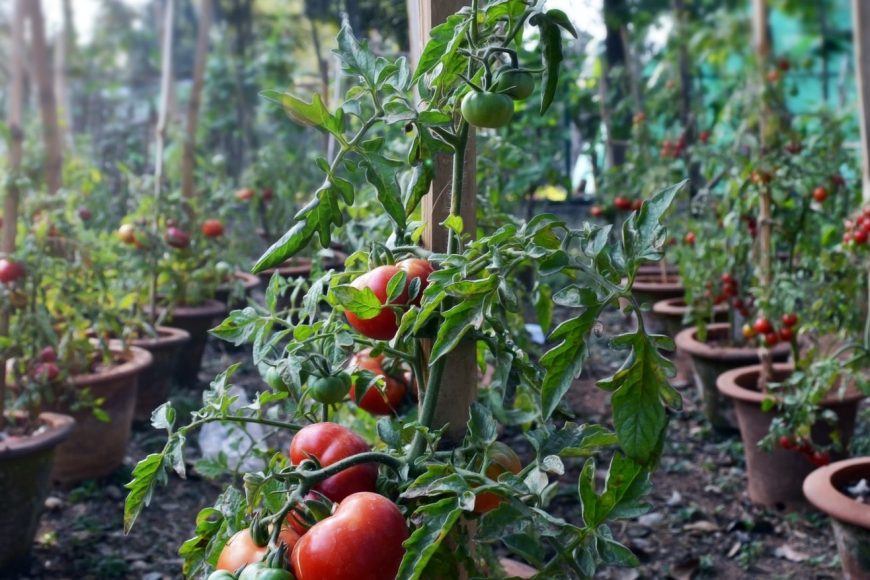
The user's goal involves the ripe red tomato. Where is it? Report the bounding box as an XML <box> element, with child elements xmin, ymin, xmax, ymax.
<box><xmin>0</xmin><ymin>259</ymin><xmax>25</xmax><ymax>283</ymax></box>
<box><xmin>262</xmin><ymin>188</ymin><xmax>274</xmax><ymax>202</ymax></box>
<box><xmin>289</xmin><ymin>423</ymin><xmax>377</xmax><ymax>502</ymax></box>
<box><xmin>474</xmin><ymin>442</ymin><xmax>522</xmax><ymax>514</ymax></box>
<box><xmin>33</xmin><ymin>362</ymin><xmax>60</xmax><ymax>383</ymax></box>
<box><xmin>165</xmin><ymin>227</ymin><xmax>191</xmax><ymax>249</ymax></box>
<box><xmin>216</xmin><ymin>527</ymin><xmax>299</xmax><ymax>572</ymax></box>
<box><xmin>590</xmin><ymin>206</ymin><xmax>603</xmax><ymax>217</ymax></box>
<box><xmin>812</xmin><ymin>186</ymin><xmax>828</xmax><ymax>203</ymax></box>
<box><xmin>810</xmin><ymin>451</ymin><xmax>831</xmax><ymax>466</ymax></box>
<box><xmin>202</xmin><ymin>219</ymin><xmax>224</xmax><ymax>238</ymax></box>
<box><xmin>753</xmin><ymin>317</ymin><xmax>773</xmax><ymax>334</ymax></box>
<box><xmin>684</xmin><ymin>232</ymin><xmax>696</xmax><ymax>245</ymax></box>
<box><xmin>236</xmin><ymin>188</ymin><xmax>255</xmax><ymax>202</ymax></box>
<box><xmin>781</xmin><ymin>313</ymin><xmax>798</xmax><ymax>327</ymax></box>
<box><xmin>779</xmin><ymin>327</ymin><xmax>794</xmax><ymax>342</ymax></box>
<box><xmin>39</xmin><ymin>346</ymin><xmax>57</xmax><ymax>362</ymax></box>
<box><xmin>78</xmin><ymin>207</ymin><xmax>93</xmax><ymax>221</ymax></box>
<box><xmin>291</xmin><ymin>492</ymin><xmax>407</xmax><ymax>580</ymax></box>
<box><xmin>699</xmin><ymin>131</ymin><xmax>710</xmax><ymax>143</ymax></box>
<box><xmin>614</xmin><ymin>196</ymin><xmax>632</xmax><ymax>211</ymax></box>
<box><xmin>778</xmin><ymin>436</ymin><xmax>793</xmax><ymax>450</ymax></box>
<box><xmin>349</xmin><ymin>350</ymin><xmax>406</xmax><ymax>415</ymax></box>
<box><xmin>118</xmin><ymin>224</ymin><xmax>136</xmax><ymax>245</ymax></box>
<box><xmin>856</xmin><ymin>229</ymin><xmax>869</xmax><ymax>245</ymax></box>
<box><xmin>345</xmin><ymin>264</ymin><xmax>424</xmax><ymax>340</ymax></box>
<box><xmin>720</xmin><ymin>273</ymin><xmax>734</xmax><ymax>284</ymax></box>
<box><xmin>764</xmin><ymin>332</ymin><xmax>779</xmax><ymax>347</ymax></box>
<box><xmin>396</xmin><ymin>258</ymin><xmax>433</xmax><ymax>306</ymax></box>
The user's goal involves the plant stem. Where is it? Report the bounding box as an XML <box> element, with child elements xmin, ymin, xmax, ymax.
<box><xmin>301</xmin><ymin>451</ymin><xmax>404</xmax><ymax>483</ymax></box>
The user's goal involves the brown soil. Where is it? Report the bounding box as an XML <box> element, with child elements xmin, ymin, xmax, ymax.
<box><xmin>8</xmin><ymin>309</ymin><xmax>843</xmax><ymax>579</ymax></box>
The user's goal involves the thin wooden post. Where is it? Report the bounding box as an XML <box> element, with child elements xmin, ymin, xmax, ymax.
<box><xmin>411</xmin><ymin>0</ymin><xmax>478</xmax><ymax>444</ymax></box>
<box><xmin>27</xmin><ymin>0</ymin><xmax>63</xmax><ymax>194</ymax></box>
<box><xmin>1</xmin><ymin>0</ymin><xmax>27</xmax><ymax>429</ymax></box>
<box><xmin>181</xmin><ymin>0</ymin><xmax>213</xmax><ymax>199</ymax></box>
<box><xmin>853</xmin><ymin>0</ymin><xmax>870</xmax><ymax>204</ymax></box>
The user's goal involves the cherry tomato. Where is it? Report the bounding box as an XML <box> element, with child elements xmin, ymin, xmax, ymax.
<box><xmin>309</xmin><ymin>374</ymin><xmax>352</xmax><ymax>405</ymax></box>
<box><xmin>741</xmin><ymin>324</ymin><xmax>757</xmax><ymax>339</ymax></box>
<box><xmin>33</xmin><ymin>362</ymin><xmax>60</xmax><ymax>382</ymax></box>
<box><xmin>699</xmin><ymin>131</ymin><xmax>710</xmax><ymax>143</ymax></box>
<box><xmin>202</xmin><ymin>219</ymin><xmax>225</xmax><ymax>238</ymax></box>
<box><xmin>474</xmin><ymin>441</ymin><xmax>522</xmax><ymax>514</ymax></box>
<box><xmin>264</xmin><ymin>367</ymin><xmax>289</xmax><ymax>392</ymax></box>
<box><xmin>39</xmin><ymin>346</ymin><xmax>57</xmax><ymax>362</ymax></box>
<box><xmin>349</xmin><ymin>350</ymin><xmax>406</xmax><ymax>415</ymax></box>
<box><xmin>753</xmin><ymin>317</ymin><xmax>773</xmax><ymax>334</ymax></box>
<box><xmin>764</xmin><ymin>332</ymin><xmax>779</xmax><ymax>347</ymax></box>
<box><xmin>262</xmin><ymin>188</ymin><xmax>274</xmax><ymax>202</ymax></box>
<box><xmin>460</xmin><ymin>92</ymin><xmax>514</xmax><ymax>129</ymax></box>
<box><xmin>778</xmin><ymin>436</ymin><xmax>793</xmax><ymax>450</ymax></box>
<box><xmin>782</xmin><ymin>313</ymin><xmax>798</xmax><ymax>327</ymax></box>
<box><xmin>396</xmin><ymin>258</ymin><xmax>433</xmax><ymax>306</ymax></box>
<box><xmin>812</xmin><ymin>186</ymin><xmax>828</xmax><ymax>203</ymax></box>
<box><xmin>165</xmin><ymin>226</ymin><xmax>191</xmax><ymax>249</ymax></box>
<box><xmin>0</xmin><ymin>259</ymin><xmax>25</xmax><ymax>283</ymax></box>
<box><xmin>236</xmin><ymin>188</ymin><xmax>255</xmax><ymax>202</ymax></box>
<box><xmin>855</xmin><ymin>229</ymin><xmax>868</xmax><ymax>245</ymax></box>
<box><xmin>779</xmin><ymin>327</ymin><xmax>794</xmax><ymax>342</ymax></box>
<box><xmin>720</xmin><ymin>273</ymin><xmax>734</xmax><ymax>284</ymax></box>
<box><xmin>493</xmin><ymin>69</ymin><xmax>535</xmax><ymax>100</ymax></box>
<box><xmin>78</xmin><ymin>207</ymin><xmax>93</xmax><ymax>221</ymax></box>
<box><xmin>614</xmin><ymin>196</ymin><xmax>632</xmax><ymax>211</ymax></box>
<box><xmin>289</xmin><ymin>422</ymin><xmax>377</xmax><ymax>502</ymax></box>
<box><xmin>590</xmin><ymin>206</ymin><xmax>603</xmax><ymax>218</ymax></box>
<box><xmin>118</xmin><ymin>224</ymin><xmax>136</xmax><ymax>245</ymax></box>
<box><xmin>344</xmin><ymin>265</ymin><xmax>406</xmax><ymax>340</ymax></box>
<box><xmin>684</xmin><ymin>232</ymin><xmax>696</xmax><ymax>245</ymax></box>
<box><xmin>238</xmin><ymin>564</ymin><xmax>293</xmax><ymax>580</ymax></box>
<box><xmin>810</xmin><ymin>451</ymin><xmax>831</xmax><ymax>466</ymax></box>
<box><xmin>216</xmin><ymin>528</ymin><xmax>299</xmax><ymax>572</ymax></box>
<box><xmin>291</xmin><ymin>492</ymin><xmax>408</xmax><ymax>580</ymax></box>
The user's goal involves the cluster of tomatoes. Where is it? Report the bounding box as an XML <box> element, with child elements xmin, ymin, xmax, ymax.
<box><xmin>31</xmin><ymin>346</ymin><xmax>61</xmax><ymax>384</ymax></box>
<box><xmin>741</xmin><ymin>313</ymin><xmax>798</xmax><ymax>348</ymax></box>
<box><xmin>778</xmin><ymin>435</ymin><xmax>830</xmax><ymax>467</ymax></box>
<box><xmin>460</xmin><ymin>67</ymin><xmax>535</xmax><ymax>129</ymax></box>
<box><xmin>660</xmin><ymin>135</ymin><xmax>686</xmax><ymax>159</ymax></box>
<box><xmin>702</xmin><ymin>273</ymin><xmax>746</xmax><ymax>310</ymax></box>
<box><xmin>842</xmin><ymin>206</ymin><xmax>870</xmax><ymax>246</ymax></box>
<box><xmin>235</xmin><ymin>187</ymin><xmax>273</xmax><ymax>203</ymax></box>
<box><xmin>116</xmin><ymin>218</ymin><xmax>224</xmax><ymax>250</ymax></box>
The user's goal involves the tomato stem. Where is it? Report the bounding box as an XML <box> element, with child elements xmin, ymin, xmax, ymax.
<box><xmin>299</xmin><ymin>451</ymin><xmax>404</xmax><ymax>484</ymax></box>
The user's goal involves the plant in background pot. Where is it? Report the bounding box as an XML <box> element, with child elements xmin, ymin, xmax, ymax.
<box><xmin>124</xmin><ymin>7</ymin><xmax>686</xmax><ymax>578</ymax></box>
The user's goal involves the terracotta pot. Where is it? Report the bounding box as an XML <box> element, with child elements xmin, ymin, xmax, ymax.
<box><xmin>652</xmin><ymin>298</ymin><xmax>728</xmax><ymax>387</ymax></box>
<box><xmin>804</xmin><ymin>457</ymin><xmax>870</xmax><ymax>579</ymax></box>
<box><xmin>628</xmin><ymin>273</ymin><xmax>683</xmax><ymax>334</ymax></box>
<box><xmin>0</xmin><ymin>412</ymin><xmax>75</xmax><ymax>569</ymax></box>
<box><xmin>129</xmin><ymin>326</ymin><xmax>190</xmax><ymax>421</ymax></box>
<box><xmin>637</xmin><ymin>263</ymin><xmax>679</xmax><ymax>277</ymax></box>
<box><xmin>717</xmin><ymin>363</ymin><xmax>863</xmax><ymax>509</ymax></box>
<box><xmin>674</xmin><ymin>323</ymin><xmax>790</xmax><ymax>431</ymax></box>
<box><xmin>215</xmin><ymin>271</ymin><xmax>261</xmax><ymax>309</ymax></box>
<box><xmin>160</xmin><ymin>300</ymin><xmax>226</xmax><ymax>385</ymax></box>
<box><xmin>51</xmin><ymin>346</ymin><xmax>152</xmax><ymax>484</ymax></box>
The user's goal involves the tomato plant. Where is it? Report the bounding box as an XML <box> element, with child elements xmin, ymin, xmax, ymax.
<box><xmin>348</xmin><ymin>350</ymin><xmax>407</xmax><ymax>415</ymax></box>
<box><xmin>460</xmin><ymin>92</ymin><xmax>514</xmax><ymax>129</ymax></box>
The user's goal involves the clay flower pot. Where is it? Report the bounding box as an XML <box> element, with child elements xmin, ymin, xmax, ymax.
<box><xmin>215</xmin><ymin>271</ymin><xmax>261</xmax><ymax>310</ymax></box>
<box><xmin>717</xmin><ymin>363</ymin><xmax>863</xmax><ymax>509</ymax></box>
<box><xmin>652</xmin><ymin>298</ymin><xmax>728</xmax><ymax>387</ymax></box>
<box><xmin>804</xmin><ymin>457</ymin><xmax>870</xmax><ymax>579</ymax></box>
<box><xmin>628</xmin><ymin>273</ymin><xmax>683</xmax><ymax>334</ymax></box>
<box><xmin>674</xmin><ymin>323</ymin><xmax>790</xmax><ymax>431</ymax></box>
<box><xmin>160</xmin><ymin>299</ymin><xmax>227</xmax><ymax>385</ymax></box>
<box><xmin>129</xmin><ymin>326</ymin><xmax>190</xmax><ymax>421</ymax></box>
<box><xmin>0</xmin><ymin>412</ymin><xmax>75</xmax><ymax>569</ymax></box>
<box><xmin>51</xmin><ymin>345</ymin><xmax>153</xmax><ymax>484</ymax></box>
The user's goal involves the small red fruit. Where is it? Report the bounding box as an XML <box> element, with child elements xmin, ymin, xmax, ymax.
<box><xmin>782</xmin><ymin>313</ymin><xmax>798</xmax><ymax>327</ymax></box>
<box><xmin>0</xmin><ymin>259</ymin><xmax>25</xmax><ymax>283</ymax></box>
<box><xmin>810</xmin><ymin>451</ymin><xmax>830</xmax><ymax>466</ymax></box>
<box><xmin>33</xmin><ymin>362</ymin><xmax>60</xmax><ymax>383</ymax></box>
<box><xmin>262</xmin><ymin>188</ymin><xmax>274</xmax><ymax>202</ymax></box>
<box><xmin>684</xmin><ymin>232</ymin><xmax>696</xmax><ymax>245</ymax></box>
<box><xmin>764</xmin><ymin>332</ymin><xmax>779</xmax><ymax>347</ymax></box>
<box><xmin>766</xmin><ymin>69</ymin><xmax>781</xmax><ymax>83</ymax></box>
<box><xmin>235</xmin><ymin>188</ymin><xmax>255</xmax><ymax>202</ymax></box>
<box><xmin>39</xmin><ymin>346</ymin><xmax>57</xmax><ymax>362</ymax></box>
<box><xmin>118</xmin><ymin>224</ymin><xmax>136</xmax><ymax>245</ymax></box>
<box><xmin>779</xmin><ymin>327</ymin><xmax>794</xmax><ymax>342</ymax></box>
<box><xmin>78</xmin><ymin>207</ymin><xmax>93</xmax><ymax>221</ymax></box>
<box><xmin>614</xmin><ymin>196</ymin><xmax>632</xmax><ymax>211</ymax></box>
<box><xmin>165</xmin><ymin>227</ymin><xmax>191</xmax><ymax>249</ymax></box>
<box><xmin>855</xmin><ymin>229</ymin><xmax>869</xmax><ymax>245</ymax></box>
<box><xmin>754</xmin><ymin>317</ymin><xmax>773</xmax><ymax>334</ymax></box>
<box><xmin>590</xmin><ymin>205</ymin><xmax>603</xmax><ymax>218</ymax></box>
<box><xmin>778</xmin><ymin>436</ymin><xmax>793</xmax><ymax>450</ymax></box>
<box><xmin>720</xmin><ymin>273</ymin><xmax>734</xmax><ymax>284</ymax></box>
<box><xmin>699</xmin><ymin>131</ymin><xmax>710</xmax><ymax>143</ymax></box>
<box><xmin>201</xmin><ymin>219</ymin><xmax>224</xmax><ymax>238</ymax></box>
<box><xmin>812</xmin><ymin>186</ymin><xmax>828</xmax><ymax>203</ymax></box>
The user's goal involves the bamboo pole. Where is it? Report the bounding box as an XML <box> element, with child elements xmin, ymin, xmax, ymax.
<box><xmin>26</xmin><ymin>0</ymin><xmax>63</xmax><ymax>194</ymax></box>
<box><xmin>752</xmin><ymin>0</ymin><xmax>774</xmax><ymax>388</ymax></box>
<box><xmin>1</xmin><ymin>0</ymin><xmax>27</xmax><ymax>430</ymax></box>
<box><xmin>181</xmin><ymin>0</ymin><xmax>213</xmax><ymax>199</ymax></box>
<box><xmin>411</xmin><ymin>0</ymin><xmax>478</xmax><ymax>444</ymax></box>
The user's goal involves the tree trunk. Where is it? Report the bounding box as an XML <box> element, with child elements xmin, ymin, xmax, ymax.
<box><xmin>853</xmin><ymin>0</ymin><xmax>870</xmax><ymax>204</ymax></box>
<box><xmin>603</xmin><ymin>0</ymin><xmax>630</xmax><ymax>167</ymax></box>
<box><xmin>673</xmin><ymin>0</ymin><xmax>700</xmax><ymax>194</ymax></box>
<box><xmin>27</xmin><ymin>0</ymin><xmax>63</xmax><ymax>194</ymax></box>
<box><xmin>181</xmin><ymin>0</ymin><xmax>213</xmax><ymax>199</ymax></box>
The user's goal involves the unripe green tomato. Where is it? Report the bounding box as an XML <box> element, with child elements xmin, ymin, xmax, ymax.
<box><xmin>238</xmin><ymin>564</ymin><xmax>294</xmax><ymax>580</ymax></box>
<box><xmin>494</xmin><ymin>69</ymin><xmax>535</xmax><ymax>100</ymax></box>
<box><xmin>265</xmin><ymin>366</ymin><xmax>289</xmax><ymax>392</ymax></box>
<box><xmin>309</xmin><ymin>373</ymin><xmax>352</xmax><ymax>404</ymax></box>
<box><xmin>460</xmin><ymin>92</ymin><xmax>514</xmax><ymax>128</ymax></box>
<box><xmin>208</xmin><ymin>571</ymin><xmax>237</xmax><ymax>580</ymax></box>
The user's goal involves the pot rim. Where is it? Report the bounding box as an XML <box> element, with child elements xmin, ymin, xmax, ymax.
<box><xmin>130</xmin><ymin>325</ymin><xmax>191</xmax><ymax>349</ymax></box>
<box><xmin>716</xmin><ymin>362</ymin><xmax>865</xmax><ymax>406</ymax></box>
<box><xmin>229</xmin><ymin>271</ymin><xmax>261</xmax><ymax>290</ymax></box>
<box><xmin>675</xmin><ymin>323</ymin><xmax>790</xmax><ymax>362</ymax></box>
<box><xmin>162</xmin><ymin>298</ymin><xmax>227</xmax><ymax>319</ymax></box>
<box><xmin>631</xmin><ymin>274</ymin><xmax>683</xmax><ymax>293</ymax></box>
<box><xmin>652</xmin><ymin>297</ymin><xmax>728</xmax><ymax>317</ymax></box>
<box><xmin>0</xmin><ymin>411</ymin><xmax>75</xmax><ymax>460</ymax></box>
<box><xmin>803</xmin><ymin>457</ymin><xmax>870</xmax><ymax>529</ymax></box>
<box><xmin>69</xmin><ymin>344</ymin><xmax>153</xmax><ymax>387</ymax></box>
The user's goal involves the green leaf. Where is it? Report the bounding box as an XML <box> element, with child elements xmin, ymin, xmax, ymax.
<box><xmin>335</xmin><ymin>24</ymin><xmax>378</xmax><ymax>87</ymax></box>
<box><xmin>529</xmin><ymin>423</ymin><xmax>618</xmax><ymax>458</ymax></box>
<box><xmin>386</xmin><ymin>270</ymin><xmax>409</xmax><ymax>304</ymax></box>
<box><xmin>397</xmin><ymin>498</ymin><xmax>463</xmax><ymax>580</ymax></box>
<box><xmin>622</xmin><ymin>181</ymin><xmax>685</xmax><ymax>274</ymax></box>
<box><xmin>209</xmin><ymin>307</ymin><xmax>265</xmax><ymax>346</ymax></box>
<box><xmin>429</xmin><ymin>293</ymin><xmax>488</xmax><ymax>363</ymax></box>
<box><xmin>443</xmin><ymin>215</ymin><xmax>464</xmax><ymax>236</ymax></box>
<box><xmin>252</xmin><ymin>210</ymin><xmax>318</xmax><ymax>273</ymax></box>
<box><xmin>412</xmin><ymin>14</ymin><xmax>466</xmax><ymax>82</ymax></box>
<box><xmin>467</xmin><ymin>402</ymin><xmax>497</xmax><ymax>445</ymax></box>
<box><xmin>530</xmin><ymin>12</ymin><xmax>567</xmax><ymax>114</ymax></box>
<box><xmin>402</xmin><ymin>164</ymin><xmax>433</xmax><ymax>215</ymax></box>
<box><xmin>124</xmin><ymin>452</ymin><xmax>167</xmax><ymax>533</ymax></box>
<box><xmin>332</xmin><ymin>285</ymin><xmax>384</xmax><ymax>320</ymax></box>
<box><xmin>540</xmin><ymin>306</ymin><xmax>604</xmax><ymax>420</ymax></box>
<box><xmin>361</xmin><ymin>154</ymin><xmax>407</xmax><ymax>232</ymax></box>
<box><xmin>261</xmin><ymin>90</ymin><xmax>343</xmax><ymax>137</ymax></box>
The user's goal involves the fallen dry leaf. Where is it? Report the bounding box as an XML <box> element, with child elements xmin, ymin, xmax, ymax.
<box><xmin>774</xmin><ymin>544</ymin><xmax>810</xmax><ymax>563</ymax></box>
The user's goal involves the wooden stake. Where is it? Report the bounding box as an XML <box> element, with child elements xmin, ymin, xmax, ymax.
<box><xmin>26</xmin><ymin>0</ymin><xmax>63</xmax><ymax>194</ymax></box>
<box><xmin>1</xmin><ymin>0</ymin><xmax>27</xmax><ymax>430</ymax></box>
<box><xmin>411</xmin><ymin>0</ymin><xmax>478</xmax><ymax>444</ymax></box>
<box><xmin>181</xmin><ymin>0</ymin><xmax>213</xmax><ymax>199</ymax></box>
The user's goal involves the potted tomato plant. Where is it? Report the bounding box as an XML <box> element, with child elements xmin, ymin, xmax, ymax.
<box><xmin>125</xmin><ymin>6</ymin><xmax>685</xmax><ymax>578</ymax></box>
